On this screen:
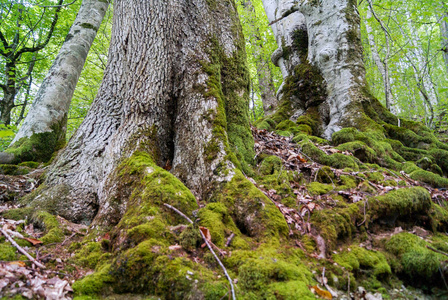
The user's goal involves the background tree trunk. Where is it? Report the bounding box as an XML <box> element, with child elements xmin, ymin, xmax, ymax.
<box><xmin>365</xmin><ymin>1</ymin><xmax>396</xmax><ymax>114</ymax></box>
<box><xmin>441</xmin><ymin>5</ymin><xmax>448</xmax><ymax>74</ymax></box>
<box><xmin>34</xmin><ymin>0</ymin><xmax>254</xmax><ymax>225</ymax></box>
<box><xmin>6</xmin><ymin>0</ymin><xmax>109</xmax><ymax>163</ymax></box>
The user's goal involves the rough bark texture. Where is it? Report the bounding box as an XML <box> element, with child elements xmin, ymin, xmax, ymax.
<box><xmin>6</xmin><ymin>0</ymin><xmax>109</xmax><ymax>162</ymax></box>
<box><xmin>32</xmin><ymin>0</ymin><xmax>254</xmax><ymax>225</ymax></box>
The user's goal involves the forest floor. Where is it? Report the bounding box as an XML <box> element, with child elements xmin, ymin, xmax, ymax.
<box><xmin>1</xmin><ymin>128</ymin><xmax>448</xmax><ymax>299</ymax></box>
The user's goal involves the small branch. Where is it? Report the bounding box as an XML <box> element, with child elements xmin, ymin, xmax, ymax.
<box><xmin>0</xmin><ymin>228</ymin><xmax>45</xmax><ymax>269</ymax></box>
<box><xmin>268</xmin><ymin>5</ymin><xmax>300</xmax><ymax>26</ymax></box>
<box><xmin>426</xmin><ymin>245</ymin><xmax>448</xmax><ymax>257</ymax></box>
<box><xmin>225</xmin><ymin>233</ymin><xmax>235</xmax><ymax>247</ymax></box>
<box><xmin>164</xmin><ymin>203</ymin><xmax>193</xmax><ymax>224</ymax></box>
<box><xmin>322</xmin><ymin>267</ymin><xmax>338</xmax><ymax>298</ymax></box>
<box><xmin>163</xmin><ymin>203</ymin><xmax>236</xmax><ymax>300</ymax></box>
<box><xmin>38</xmin><ymin>0</ymin><xmax>78</xmax><ymax>8</ymax></box>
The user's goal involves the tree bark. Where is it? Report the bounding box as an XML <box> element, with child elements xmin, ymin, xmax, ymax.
<box><xmin>241</xmin><ymin>0</ymin><xmax>278</xmax><ymax>115</ymax></box>
<box><xmin>6</xmin><ymin>0</ymin><xmax>109</xmax><ymax>162</ymax></box>
<box><xmin>441</xmin><ymin>6</ymin><xmax>448</xmax><ymax>74</ymax></box>
<box><xmin>365</xmin><ymin>2</ymin><xmax>396</xmax><ymax>114</ymax></box>
<box><xmin>33</xmin><ymin>0</ymin><xmax>254</xmax><ymax>225</ymax></box>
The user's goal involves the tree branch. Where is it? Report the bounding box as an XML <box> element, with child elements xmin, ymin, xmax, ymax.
<box><xmin>38</xmin><ymin>0</ymin><xmax>78</xmax><ymax>8</ymax></box>
<box><xmin>0</xmin><ymin>30</ymin><xmax>9</xmax><ymax>56</ymax></box>
<box><xmin>14</xmin><ymin>0</ymin><xmax>63</xmax><ymax>59</ymax></box>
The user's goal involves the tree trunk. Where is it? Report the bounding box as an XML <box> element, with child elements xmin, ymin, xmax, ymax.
<box><xmin>242</xmin><ymin>0</ymin><xmax>278</xmax><ymax>115</ymax></box>
<box><xmin>441</xmin><ymin>6</ymin><xmax>448</xmax><ymax>74</ymax></box>
<box><xmin>31</xmin><ymin>0</ymin><xmax>256</xmax><ymax>226</ymax></box>
<box><xmin>6</xmin><ymin>0</ymin><xmax>109</xmax><ymax>163</ymax></box>
<box><xmin>0</xmin><ymin>61</ymin><xmax>18</xmax><ymax>126</ymax></box>
<box><xmin>365</xmin><ymin>2</ymin><xmax>396</xmax><ymax>114</ymax></box>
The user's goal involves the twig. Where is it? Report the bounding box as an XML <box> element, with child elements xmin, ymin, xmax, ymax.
<box><xmin>164</xmin><ymin>203</ymin><xmax>194</xmax><ymax>224</ymax></box>
<box><xmin>0</xmin><ymin>228</ymin><xmax>45</xmax><ymax>269</ymax></box>
<box><xmin>225</xmin><ymin>233</ymin><xmax>235</xmax><ymax>247</ymax></box>
<box><xmin>322</xmin><ymin>267</ymin><xmax>338</xmax><ymax>298</ymax></box>
<box><xmin>347</xmin><ymin>272</ymin><xmax>350</xmax><ymax>297</ymax></box>
<box><xmin>427</xmin><ymin>245</ymin><xmax>448</xmax><ymax>257</ymax></box>
<box><xmin>357</xmin><ymin>200</ymin><xmax>368</xmax><ymax>227</ymax></box>
<box><xmin>163</xmin><ymin>203</ymin><xmax>236</xmax><ymax>300</ymax></box>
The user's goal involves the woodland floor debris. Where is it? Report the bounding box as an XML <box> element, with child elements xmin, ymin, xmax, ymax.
<box><xmin>1</xmin><ymin>128</ymin><xmax>448</xmax><ymax>299</ymax></box>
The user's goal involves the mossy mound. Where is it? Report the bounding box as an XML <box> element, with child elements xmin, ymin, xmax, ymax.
<box><xmin>385</xmin><ymin>233</ymin><xmax>448</xmax><ymax>286</ymax></box>
<box><xmin>0</xmin><ymin>164</ymin><xmax>32</xmax><ymax>175</ymax></box>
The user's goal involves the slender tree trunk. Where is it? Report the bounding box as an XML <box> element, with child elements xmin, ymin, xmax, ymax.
<box><xmin>365</xmin><ymin>2</ymin><xmax>396</xmax><ymax>114</ymax></box>
<box><xmin>0</xmin><ymin>61</ymin><xmax>18</xmax><ymax>125</ymax></box>
<box><xmin>242</xmin><ymin>0</ymin><xmax>278</xmax><ymax>115</ymax></box>
<box><xmin>440</xmin><ymin>6</ymin><xmax>448</xmax><ymax>74</ymax></box>
<box><xmin>257</xmin><ymin>58</ymin><xmax>278</xmax><ymax>114</ymax></box>
<box><xmin>34</xmin><ymin>0</ymin><xmax>254</xmax><ymax>225</ymax></box>
<box><xmin>7</xmin><ymin>0</ymin><xmax>109</xmax><ymax>162</ymax></box>
<box><xmin>405</xmin><ymin>10</ymin><xmax>439</xmax><ymax>111</ymax></box>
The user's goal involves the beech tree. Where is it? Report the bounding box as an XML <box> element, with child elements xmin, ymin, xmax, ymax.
<box><xmin>0</xmin><ymin>0</ymin><xmax>110</xmax><ymax>164</ymax></box>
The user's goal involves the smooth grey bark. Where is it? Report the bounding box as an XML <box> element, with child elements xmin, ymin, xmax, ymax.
<box><xmin>35</xmin><ymin>0</ymin><xmax>251</xmax><ymax>225</ymax></box>
<box><xmin>263</xmin><ymin>0</ymin><xmax>370</xmax><ymax>138</ymax></box>
<box><xmin>441</xmin><ymin>7</ymin><xmax>448</xmax><ymax>74</ymax></box>
<box><xmin>365</xmin><ymin>1</ymin><xmax>396</xmax><ymax>114</ymax></box>
<box><xmin>10</xmin><ymin>0</ymin><xmax>109</xmax><ymax>150</ymax></box>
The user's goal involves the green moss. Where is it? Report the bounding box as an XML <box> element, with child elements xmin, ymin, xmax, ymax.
<box><xmin>333</xmin><ymin>246</ymin><xmax>391</xmax><ymax>276</ymax></box>
<box><xmin>198</xmin><ymin>202</ymin><xmax>239</xmax><ymax>247</ymax></box>
<box><xmin>367</xmin><ymin>172</ymin><xmax>384</xmax><ymax>183</ymax></box>
<box><xmin>0</xmin><ymin>243</ymin><xmax>17</xmax><ymax>261</ymax></box>
<box><xmin>127</xmin><ymin>217</ymin><xmax>167</xmax><ymax>245</ymax></box>
<box><xmin>408</xmin><ymin>169</ymin><xmax>448</xmax><ymax>188</ymax></box>
<box><xmin>6</xmin><ymin>120</ymin><xmax>66</xmax><ymax>163</ymax></box>
<box><xmin>179</xmin><ymin>225</ymin><xmax>201</xmax><ymax>252</ymax></box>
<box><xmin>258</xmin><ymin>155</ymin><xmax>282</xmax><ymax>175</ymax></box>
<box><xmin>316</xmin><ymin>166</ymin><xmax>335</xmax><ymax>183</ymax></box>
<box><xmin>264</xmin><ymin>281</ymin><xmax>315</xmax><ymax>299</ymax></box>
<box><xmin>336</xmin><ymin>141</ymin><xmax>376</xmax><ymax>163</ymax></box>
<box><xmin>32</xmin><ymin>211</ymin><xmax>64</xmax><ymax>244</ymax></box>
<box><xmin>307</xmin><ymin>182</ymin><xmax>333</xmax><ymax>195</ymax></box>
<box><xmin>0</xmin><ymin>164</ymin><xmax>31</xmax><ymax>175</ymax></box>
<box><xmin>385</xmin><ymin>233</ymin><xmax>445</xmax><ymax>281</ymax></box>
<box><xmin>216</xmin><ymin>170</ymin><xmax>289</xmax><ymax>239</ymax></box>
<box><xmin>1</xmin><ymin>207</ymin><xmax>34</xmax><ymax>220</ymax></box>
<box><xmin>300</xmin><ymin>140</ymin><xmax>359</xmax><ymax>170</ymax></box>
<box><xmin>73</xmin><ymin>264</ymin><xmax>115</xmax><ymax>296</ymax></box>
<box><xmin>113</xmin><ymin>151</ymin><xmax>198</xmax><ymax>230</ymax></box>
<box><xmin>18</xmin><ymin>161</ymin><xmax>40</xmax><ymax>168</ymax></box>
<box><xmin>75</xmin><ymin>242</ymin><xmax>104</xmax><ymax>269</ymax></box>
<box><xmin>312</xmin><ymin>187</ymin><xmax>431</xmax><ymax>251</ymax></box>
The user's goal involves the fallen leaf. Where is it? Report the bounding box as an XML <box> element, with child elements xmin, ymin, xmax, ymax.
<box><xmin>7</xmin><ymin>261</ymin><xmax>26</xmax><ymax>267</ymax></box>
<box><xmin>23</xmin><ymin>237</ymin><xmax>43</xmax><ymax>246</ymax></box>
<box><xmin>310</xmin><ymin>285</ymin><xmax>332</xmax><ymax>299</ymax></box>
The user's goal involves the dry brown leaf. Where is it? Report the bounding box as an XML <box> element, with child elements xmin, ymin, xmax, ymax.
<box><xmin>7</xmin><ymin>261</ymin><xmax>26</xmax><ymax>267</ymax></box>
<box><xmin>23</xmin><ymin>237</ymin><xmax>43</xmax><ymax>246</ymax></box>
<box><xmin>310</xmin><ymin>285</ymin><xmax>333</xmax><ymax>299</ymax></box>
<box><xmin>199</xmin><ymin>226</ymin><xmax>211</xmax><ymax>243</ymax></box>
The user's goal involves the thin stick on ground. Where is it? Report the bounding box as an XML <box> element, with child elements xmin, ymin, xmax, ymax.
<box><xmin>163</xmin><ymin>203</ymin><xmax>236</xmax><ymax>300</ymax></box>
<box><xmin>0</xmin><ymin>228</ymin><xmax>45</xmax><ymax>269</ymax></box>
<box><xmin>427</xmin><ymin>245</ymin><xmax>448</xmax><ymax>257</ymax></box>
